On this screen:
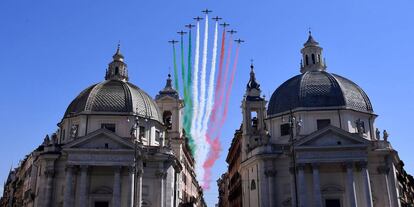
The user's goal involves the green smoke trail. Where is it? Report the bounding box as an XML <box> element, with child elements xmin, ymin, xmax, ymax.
<box><xmin>173</xmin><ymin>44</ymin><xmax>179</xmax><ymax>91</ymax></box>
<box><xmin>186</xmin><ymin>29</ymin><xmax>195</xmax><ymax>153</ymax></box>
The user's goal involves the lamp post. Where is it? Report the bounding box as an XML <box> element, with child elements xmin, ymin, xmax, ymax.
<box><xmin>289</xmin><ymin>109</ymin><xmax>299</xmax><ymax>207</ymax></box>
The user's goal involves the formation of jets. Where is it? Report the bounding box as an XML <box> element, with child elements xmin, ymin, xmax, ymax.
<box><xmin>170</xmin><ymin>9</ymin><xmax>244</xmax><ymax>47</ymax></box>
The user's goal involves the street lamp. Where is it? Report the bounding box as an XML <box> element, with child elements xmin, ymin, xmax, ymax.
<box><xmin>288</xmin><ymin>109</ymin><xmax>299</xmax><ymax>207</ymax></box>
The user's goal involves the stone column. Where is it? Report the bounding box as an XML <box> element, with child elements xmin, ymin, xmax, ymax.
<box><xmin>156</xmin><ymin>170</ymin><xmax>167</xmax><ymax>207</ymax></box>
<box><xmin>346</xmin><ymin>162</ymin><xmax>357</xmax><ymax>207</ymax></box>
<box><xmin>265</xmin><ymin>169</ymin><xmax>277</xmax><ymax>207</ymax></box>
<box><xmin>78</xmin><ymin>165</ymin><xmax>88</xmax><ymax>207</ymax></box>
<box><xmin>44</xmin><ymin>168</ymin><xmax>55</xmax><ymax>207</ymax></box>
<box><xmin>289</xmin><ymin>167</ymin><xmax>297</xmax><ymax>207</ymax></box>
<box><xmin>297</xmin><ymin>164</ymin><xmax>307</xmax><ymax>207</ymax></box>
<box><xmin>311</xmin><ymin>163</ymin><xmax>322</xmax><ymax>207</ymax></box>
<box><xmin>360</xmin><ymin>162</ymin><xmax>373</xmax><ymax>207</ymax></box>
<box><xmin>112</xmin><ymin>166</ymin><xmax>121</xmax><ymax>207</ymax></box>
<box><xmin>378</xmin><ymin>166</ymin><xmax>392</xmax><ymax>207</ymax></box>
<box><xmin>136</xmin><ymin>168</ymin><xmax>143</xmax><ymax>207</ymax></box>
<box><xmin>127</xmin><ymin>166</ymin><xmax>134</xmax><ymax>207</ymax></box>
<box><xmin>63</xmin><ymin>165</ymin><xmax>74</xmax><ymax>207</ymax></box>
<box><xmin>388</xmin><ymin>162</ymin><xmax>402</xmax><ymax>207</ymax></box>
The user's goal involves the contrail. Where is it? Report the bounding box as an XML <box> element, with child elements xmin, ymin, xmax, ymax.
<box><xmin>190</xmin><ymin>21</ymin><xmax>200</xmax><ymax>151</ymax></box>
<box><xmin>207</xmin><ymin>24</ymin><xmax>227</xmax><ymax>138</ymax></box>
<box><xmin>185</xmin><ymin>27</ymin><xmax>194</xmax><ymax>151</ymax></box>
<box><xmin>209</xmin><ymin>33</ymin><xmax>234</xmax><ymax>137</ymax></box>
<box><xmin>218</xmin><ymin>44</ymin><xmax>240</xmax><ymax>132</ymax></box>
<box><xmin>201</xmin><ymin>21</ymin><xmax>218</xmax><ymax>141</ymax></box>
<box><xmin>203</xmin><ymin>41</ymin><xmax>240</xmax><ymax>190</ymax></box>
<box><xmin>195</xmin><ymin>15</ymin><xmax>210</xmax><ymax>183</ymax></box>
<box><xmin>172</xmin><ymin>43</ymin><xmax>179</xmax><ymax>91</ymax></box>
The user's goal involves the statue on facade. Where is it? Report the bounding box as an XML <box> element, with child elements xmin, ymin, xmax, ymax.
<box><xmin>42</xmin><ymin>135</ymin><xmax>50</xmax><ymax>146</ymax></box>
<box><xmin>296</xmin><ymin>117</ymin><xmax>303</xmax><ymax>135</ymax></box>
<box><xmin>70</xmin><ymin>125</ymin><xmax>78</xmax><ymax>138</ymax></box>
<box><xmin>355</xmin><ymin>119</ymin><xmax>364</xmax><ymax>136</ymax></box>
<box><xmin>376</xmin><ymin>128</ymin><xmax>381</xmax><ymax>140</ymax></box>
<box><xmin>383</xmin><ymin>130</ymin><xmax>389</xmax><ymax>142</ymax></box>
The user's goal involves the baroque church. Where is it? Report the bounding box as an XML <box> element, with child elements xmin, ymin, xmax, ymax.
<box><xmin>0</xmin><ymin>46</ymin><xmax>206</xmax><ymax>207</ymax></box>
<box><xmin>217</xmin><ymin>34</ymin><xmax>414</xmax><ymax>207</ymax></box>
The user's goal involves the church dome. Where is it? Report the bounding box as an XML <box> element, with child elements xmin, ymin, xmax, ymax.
<box><xmin>63</xmin><ymin>46</ymin><xmax>162</xmax><ymax>122</ymax></box>
<box><xmin>267</xmin><ymin>71</ymin><xmax>373</xmax><ymax>116</ymax></box>
<box><xmin>267</xmin><ymin>33</ymin><xmax>373</xmax><ymax>116</ymax></box>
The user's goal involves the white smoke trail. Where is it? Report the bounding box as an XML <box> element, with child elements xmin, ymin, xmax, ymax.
<box><xmin>195</xmin><ymin>15</ymin><xmax>210</xmax><ymax>181</ymax></box>
<box><xmin>190</xmin><ymin>21</ymin><xmax>200</xmax><ymax>143</ymax></box>
<box><xmin>201</xmin><ymin>21</ymin><xmax>219</xmax><ymax>141</ymax></box>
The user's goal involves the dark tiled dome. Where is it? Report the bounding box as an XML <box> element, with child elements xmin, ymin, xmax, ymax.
<box><xmin>64</xmin><ymin>80</ymin><xmax>162</xmax><ymax>122</ymax></box>
<box><xmin>267</xmin><ymin>71</ymin><xmax>373</xmax><ymax>116</ymax></box>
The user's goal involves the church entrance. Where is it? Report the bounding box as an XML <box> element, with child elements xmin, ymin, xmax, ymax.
<box><xmin>325</xmin><ymin>199</ymin><xmax>341</xmax><ymax>207</ymax></box>
<box><xmin>94</xmin><ymin>201</ymin><xmax>109</xmax><ymax>207</ymax></box>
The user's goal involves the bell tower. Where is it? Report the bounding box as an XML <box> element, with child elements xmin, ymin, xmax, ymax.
<box><xmin>155</xmin><ymin>73</ymin><xmax>184</xmax><ymax>143</ymax></box>
<box><xmin>241</xmin><ymin>64</ymin><xmax>267</xmax><ymax>160</ymax></box>
<box><xmin>300</xmin><ymin>32</ymin><xmax>327</xmax><ymax>73</ymax></box>
<box><xmin>105</xmin><ymin>44</ymin><xmax>129</xmax><ymax>81</ymax></box>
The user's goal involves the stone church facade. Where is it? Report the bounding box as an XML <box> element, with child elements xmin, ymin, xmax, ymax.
<box><xmin>218</xmin><ymin>34</ymin><xmax>414</xmax><ymax>207</ymax></box>
<box><xmin>0</xmin><ymin>47</ymin><xmax>206</xmax><ymax>207</ymax></box>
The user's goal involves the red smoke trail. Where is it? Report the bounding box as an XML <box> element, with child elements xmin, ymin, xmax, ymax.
<box><xmin>202</xmin><ymin>135</ymin><xmax>221</xmax><ymax>189</ymax></box>
<box><xmin>209</xmin><ymin>27</ymin><xmax>226</xmax><ymax>124</ymax></box>
<box><xmin>219</xmin><ymin>45</ymin><xmax>240</xmax><ymax>127</ymax></box>
<box><xmin>202</xmin><ymin>45</ymin><xmax>240</xmax><ymax>190</ymax></box>
<box><xmin>208</xmin><ymin>34</ymin><xmax>233</xmax><ymax>135</ymax></box>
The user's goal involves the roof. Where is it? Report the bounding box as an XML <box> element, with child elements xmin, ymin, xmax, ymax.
<box><xmin>267</xmin><ymin>71</ymin><xmax>373</xmax><ymax>116</ymax></box>
<box><xmin>64</xmin><ymin>79</ymin><xmax>162</xmax><ymax>122</ymax></box>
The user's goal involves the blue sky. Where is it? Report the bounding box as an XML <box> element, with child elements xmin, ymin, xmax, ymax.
<box><xmin>1</xmin><ymin>0</ymin><xmax>414</xmax><ymax>206</ymax></box>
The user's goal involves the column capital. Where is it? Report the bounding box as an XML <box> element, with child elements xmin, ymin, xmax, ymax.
<box><xmin>79</xmin><ymin>165</ymin><xmax>89</xmax><ymax>171</ymax></box>
<box><xmin>66</xmin><ymin>164</ymin><xmax>75</xmax><ymax>171</ymax></box>
<box><xmin>377</xmin><ymin>166</ymin><xmax>390</xmax><ymax>174</ymax></box>
<box><xmin>265</xmin><ymin>169</ymin><xmax>277</xmax><ymax>177</ymax></box>
<box><xmin>359</xmin><ymin>161</ymin><xmax>368</xmax><ymax>169</ymax></box>
<box><xmin>345</xmin><ymin>161</ymin><xmax>354</xmax><ymax>169</ymax></box>
<box><xmin>311</xmin><ymin>162</ymin><xmax>320</xmax><ymax>169</ymax></box>
<box><xmin>155</xmin><ymin>170</ymin><xmax>167</xmax><ymax>179</ymax></box>
<box><xmin>297</xmin><ymin>163</ymin><xmax>306</xmax><ymax>170</ymax></box>
<box><xmin>45</xmin><ymin>168</ymin><xmax>55</xmax><ymax>177</ymax></box>
<box><xmin>113</xmin><ymin>166</ymin><xmax>122</xmax><ymax>173</ymax></box>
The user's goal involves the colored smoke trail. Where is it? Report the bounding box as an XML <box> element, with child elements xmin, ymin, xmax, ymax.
<box><xmin>202</xmin><ymin>135</ymin><xmax>221</xmax><ymax>189</ymax></box>
<box><xmin>218</xmin><ymin>44</ymin><xmax>240</xmax><ymax>129</ymax></box>
<box><xmin>209</xmin><ymin>34</ymin><xmax>234</xmax><ymax>136</ymax></box>
<box><xmin>208</xmin><ymin>25</ymin><xmax>227</xmax><ymax>135</ymax></box>
<box><xmin>173</xmin><ymin>43</ymin><xmax>179</xmax><ymax>91</ymax></box>
<box><xmin>200</xmin><ymin>21</ymin><xmax>219</xmax><ymax>188</ymax></box>
<box><xmin>190</xmin><ymin>21</ymin><xmax>200</xmax><ymax>142</ymax></box>
<box><xmin>180</xmin><ymin>34</ymin><xmax>187</xmax><ymax>101</ymax></box>
<box><xmin>195</xmin><ymin>15</ymin><xmax>210</xmax><ymax>182</ymax></box>
<box><xmin>201</xmin><ymin>21</ymin><xmax>218</xmax><ymax>139</ymax></box>
<box><xmin>203</xmin><ymin>41</ymin><xmax>240</xmax><ymax>190</ymax></box>
<box><xmin>186</xmin><ymin>28</ymin><xmax>195</xmax><ymax>150</ymax></box>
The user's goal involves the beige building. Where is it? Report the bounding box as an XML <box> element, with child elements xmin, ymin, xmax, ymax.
<box><xmin>238</xmin><ymin>34</ymin><xmax>414</xmax><ymax>207</ymax></box>
<box><xmin>0</xmin><ymin>47</ymin><xmax>206</xmax><ymax>207</ymax></box>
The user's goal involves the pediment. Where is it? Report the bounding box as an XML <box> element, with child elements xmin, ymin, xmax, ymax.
<box><xmin>295</xmin><ymin>125</ymin><xmax>369</xmax><ymax>148</ymax></box>
<box><xmin>63</xmin><ymin>128</ymin><xmax>134</xmax><ymax>150</ymax></box>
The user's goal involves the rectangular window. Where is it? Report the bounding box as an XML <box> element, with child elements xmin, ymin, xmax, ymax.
<box><xmin>139</xmin><ymin>126</ymin><xmax>145</xmax><ymax>139</ymax></box>
<box><xmin>61</xmin><ymin>129</ymin><xmax>65</xmax><ymax>141</ymax></box>
<box><xmin>101</xmin><ymin>123</ymin><xmax>116</xmax><ymax>132</ymax></box>
<box><xmin>155</xmin><ymin>130</ymin><xmax>160</xmax><ymax>142</ymax></box>
<box><xmin>280</xmin><ymin>123</ymin><xmax>290</xmax><ymax>136</ymax></box>
<box><xmin>317</xmin><ymin>119</ymin><xmax>331</xmax><ymax>130</ymax></box>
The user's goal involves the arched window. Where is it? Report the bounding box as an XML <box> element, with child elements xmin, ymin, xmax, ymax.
<box><xmin>250</xmin><ymin>179</ymin><xmax>256</xmax><ymax>190</ymax></box>
<box><xmin>318</xmin><ymin>54</ymin><xmax>321</xmax><ymax>63</ymax></box>
<box><xmin>305</xmin><ymin>55</ymin><xmax>309</xmax><ymax>65</ymax></box>
<box><xmin>163</xmin><ymin>111</ymin><xmax>173</xmax><ymax>130</ymax></box>
<box><xmin>312</xmin><ymin>54</ymin><xmax>316</xmax><ymax>64</ymax></box>
<box><xmin>115</xmin><ymin>67</ymin><xmax>119</xmax><ymax>75</ymax></box>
